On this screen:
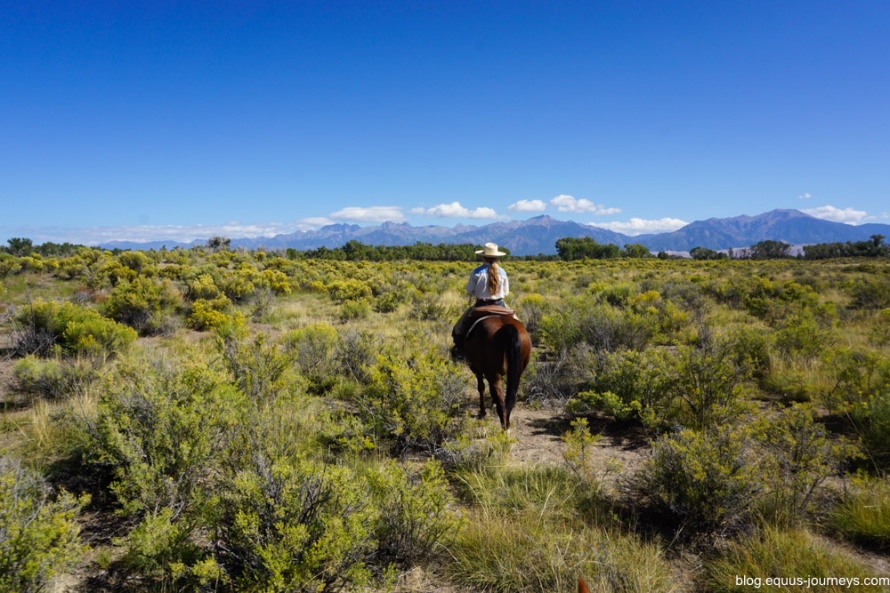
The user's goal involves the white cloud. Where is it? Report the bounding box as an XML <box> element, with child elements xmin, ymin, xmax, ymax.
<box><xmin>589</xmin><ymin>217</ymin><xmax>689</xmax><ymax>236</ymax></box>
<box><xmin>508</xmin><ymin>199</ymin><xmax>547</xmax><ymax>213</ymax></box>
<box><xmin>1</xmin><ymin>220</ymin><xmax>310</xmax><ymax>246</ymax></box>
<box><xmin>798</xmin><ymin>192</ymin><xmax>812</xmax><ymax>200</ymax></box>
<box><xmin>549</xmin><ymin>194</ymin><xmax>621</xmax><ymax>215</ymax></box>
<box><xmin>411</xmin><ymin>201</ymin><xmax>499</xmax><ymax>219</ymax></box>
<box><xmin>329</xmin><ymin>206</ymin><xmax>405</xmax><ymax>223</ymax></box>
<box><xmin>802</xmin><ymin>205</ymin><xmax>868</xmax><ymax>224</ymax></box>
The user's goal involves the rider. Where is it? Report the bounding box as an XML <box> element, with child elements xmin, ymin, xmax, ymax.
<box><xmin>452</xmin><ymin>242</ymin><xmax>510</xmax><ymax>358</ymax></box>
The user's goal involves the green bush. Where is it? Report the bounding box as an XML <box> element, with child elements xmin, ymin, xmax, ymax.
<box><xmin>12</xmin><ymin>299</ymin><xmax>137</xmax><ymax>359</ymax></box>
<box><xmin>849</xmin><ymin>278</ymin><xmax>890</xmax><ymax>310</ymax></box>
<box><xmin>284</xmin><ymin>323</ymin><xmax>340</xmax><ymax>394</ymax></box>
<box><xmin>566</xmin><ymin>348</ymin><xmax>676</xmax><ymax>425</ymax></box>
<box><xmin>215</xmin><ymin>453</ymin><xmax>376</xmax><ymax>592</ymax></box>
<box><xmin>327</xmin><ymin>278</ymin><xmax>372</xmax><ymax>302</ymax></box>
<box><xmin>354</xmin><ymin>344</ymin><xmax>467</xmax><ymax>453</ymax></box>
<box><xmin>632</xmin><ymin>427</ymin><xmax>762</xmax><ymax>538</ymax></box>
<box><xmin>849</xmin><ymin>385</ymin><xmax>890</xmax><ymax>469</ymax></box>
<box><xmin>0</xmin><ymin>459</ymin><xmax>89</xmax><ymax>593</ymax></box>
<box><xmin>13</xmin><ymin>355</ymin><xmax>97</xmax><ymax>400</ymax></box>
<box><xmin>753</xmin><ymin>404</ymin><xmax>853</xmax><ymax>525</ymax></box>
<box><xmin>539</xmin><ymin>299</ymin><xmax>654</xmax><ymax>353</ymax></box>
<box><xmin>93</xmin><ymin>354</ymin><xmax>244</xmax><ymax>517</ymax></box>
<box><xmin>103</xmin><ymin>276</ymin><xmax>181</xmax><ymax>335</ymax></box>
<box><xmin>364</xmin><ymin>460</ymin><xmax>459</xmax><ymax>567</ymax></box>
<box><xmin>670</xmin><ymin>340</ymin><xmax>753</xmax><ymax>430</ymax></box>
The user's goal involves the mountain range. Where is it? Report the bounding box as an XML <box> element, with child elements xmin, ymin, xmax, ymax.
<box><xmin>102</xmin><ymin>209</ymin><xmax>890</xmax><ymax>256</ymax></box>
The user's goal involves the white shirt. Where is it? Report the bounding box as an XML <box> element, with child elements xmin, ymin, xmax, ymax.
<box><xmin>466</xmin><ymin>263</ymin><xmax>509</xmax><ymax>300</ymax></box>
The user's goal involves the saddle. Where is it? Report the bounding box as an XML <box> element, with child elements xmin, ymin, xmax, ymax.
<box><xmin>469</xmin><ymin>305</ymin><xmax>515</xmax><ymax>318</ymax></box>
<box><xmin>451</xmin><ymin>305</ymin><xmax>517</xmax><ymax>362</ymax></box>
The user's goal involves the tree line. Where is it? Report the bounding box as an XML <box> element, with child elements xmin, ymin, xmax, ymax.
<box><xmin>3</xmin><ymin>233</ymin><xmax>888</xmax><ymax>262</ymax></box>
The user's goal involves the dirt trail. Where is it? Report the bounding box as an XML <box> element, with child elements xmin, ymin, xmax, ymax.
<box><xmin>506</xmin><ymin>404</ymin><xmax>650</xmax><ymax>492</ymax></box>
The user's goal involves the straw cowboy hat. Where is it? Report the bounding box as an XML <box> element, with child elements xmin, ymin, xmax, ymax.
<box><xmin>475</xmin><ymin>242</ymin><xmax>507</xmax><ymax>258</ymax></box>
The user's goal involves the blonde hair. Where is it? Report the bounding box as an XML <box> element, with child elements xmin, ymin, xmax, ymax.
<box><xmin>485</xmin><ymin>257</ymin><xmax>500</xmax><ymax>296</ymax></box>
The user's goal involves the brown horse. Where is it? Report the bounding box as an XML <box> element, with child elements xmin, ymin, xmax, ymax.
<box><xmin>461</xmin><ymin>313</ymin><xmax>531</xmax><ymax>430</ymax></box>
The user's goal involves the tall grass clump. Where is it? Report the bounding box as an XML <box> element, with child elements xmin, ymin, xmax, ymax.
<box><xmin>704</xmin><ymin>528</ymin><xmax>883</xmax><ymax>592</ymax></box>
<box><xmin>829</xmin><ymin>475</ymin><xmax>890</xmax><ymax>551</ymax></box>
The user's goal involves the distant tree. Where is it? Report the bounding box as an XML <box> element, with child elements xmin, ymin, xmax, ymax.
<box><xmin>207</xmin><ymin>236</ymin><xmax>231</xmax><ymax>252</ymax></box>
<box><xmin>623</xmin><ymin>243</ymin><xmax>651</xmax><ymax>258</ymax></box>
<box><xmin>750</xmin><ymin>240</ymin><xmax>791</xmax><ymax>259</ymax></box>
<box><xmin>690</xmin><ymin>246</ymin><xmax>727</xmax><ymax>260</ymax></box>
<box><xmin>6</xmin><ymin>237</ymin><xmax>34</xmax><ymax>256</ymax></box>
<box><xmin>555</xmin><ymin>237</ymin><xmax>620</xmax><ymax>260</ymax></box>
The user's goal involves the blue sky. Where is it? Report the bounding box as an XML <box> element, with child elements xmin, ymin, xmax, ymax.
<box><xmin>2</xmin><ymin>1</ymin><xmax>888</xmax><ymax>245</ymax></box>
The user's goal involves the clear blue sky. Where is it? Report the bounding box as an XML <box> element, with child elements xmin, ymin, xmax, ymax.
<box><xmin>2</xmin><ymin>1</ymin><xmax>888</xmax><ymax>245</ymax></box>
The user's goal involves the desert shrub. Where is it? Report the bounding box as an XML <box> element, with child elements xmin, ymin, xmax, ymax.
<box><xmin>12</xmin><ymin>299</ymin><xmax>137</xmax><ymax>359</ymax></box>
<box><xmin>848</xmin><ymin>385</ymin><xmax>890</xmax><ymax>469</ymax></box>
<box><xmin>115</xmin><ymin>507</ymin><xmax>220</xmax><ymax>586</ymax></box>
<box><xmin>13</xmin><ymin>355</ymin><xmax>97</xmax><ymax>400</ymax></box>
<box><xmin>743</xmin><ymin>277</ymin><xmax>820</xmax><ymax>322</ymax></box>
<box><xmin>353</xmin><ymin>344</ymin><xmax>467</xmax><ymax>453</ymax></box>
<box><xmin>669</xmin><ymin>339</ymin><xmax>753</xmax><ymax>430</ymax></box>
<box><xmin>187</xmin><ymin>295</ymin><xmax>241</xmax><ymax>331</ymax></box>
<box><xmin>632</xmin><ymin>426</ymin><xmax>762</xmax><ymax>539</ymax></box>
<box><xmin>704</xmin><ymin>527</ymin><xmax>882</xmax><ymax>592</ymax></box>
<box><xmin>411</xmin><ymin>294</ymin><xmax>451</xmax><ymax>322</ymax></box>
<box><xmin>727</xmin><ymin>326</ymin><xmax>772</xmax><ymax>380</ymax></box>
<box><xmin>284</xmin><ymin>323</ymin><xmax>340</xmax><ymax>394</ymax></box>
<box><xmin>93</xmin><ymin>353</ymin><xmax>244</xmax><ymax>517</ymax></box>
<box><xmin>103</xmin><ymin>276</ymin><xmax>182</xmax><ymax>335</ymax></box>
<box><xmin>372</xmin><ymin>289</ymin><xmax>401</xmax><ymax>313</ymax></box>
<box><xmin>364</xmin><ymin>459</ymin><xmax>459</xmax><ymax>567</ymax></box>
<box><xmin>871</xmin><ymin>308</ymin><xmax>890</xmax><ymax>346</ymax></box>
<box><xmin>515</xmin><ymin>293</ymin><xmax>547</xmax><ymax>338</ymax></box>
<box><xmin>0</xmin><ymin>254</ymin><xmax>22</xmax><ymax>277</ymax></box>
<box><xmin>539</xmin><ymin>299</ymin><xmax>654</xmax><ymax>352</ymax></box>
<box><xmin>849</xmin><ymin>278</ymin><xmax>890</xmax><ymax>310</ymax></box>
<box><xmin>774</xmin><ymin>308</ymin><xmax>832</xmax><ymax>358</ymax></box>
<box><xmin>219</xmin><ymin>264</ymin><xmax>264</xmax><ymax>302</ymax></box>
<box><xmin>186</xmin><ymin>273</ymin><xmax>223</xmax><ymax>301</ymax></box>
<box><xmin>117</xmin><ymin>250</ymin><xmax>153</xmax><ymax>274</ymax></box>
<box><xmin>327</xmin><ymin>278</ymin><xmax>372</xmax><ymax>303</ymax></box>
<box><xmin>823</xmin><ymin>348</ymin><xmax>890</xmax><ymax>411</ymax></box>
<box><xmin>829</xmin><ymin>475</ymin><xmax>890</xmax><ymax>551</ymax></box>
<box><xmin>523</xmin><ymin>346</ymin><xmax>590</xmax><ymax>403</ymax></box>
<box><xmin>0</xmin><ymin>459</ymin><xmax>89</xmax><ymax>593</ymax></box>
<box><xmin>263</xmin><ymin>268</ymin><xmax>291</xmax><ymax>295</ymax></box>
<box><xmin>221</xmin><ymin>332</ymin><xmax>301</xmax><ymax>402</ymax></box>
<box><xmin>339</xmin><ymin>297</ymin><xmax>372</xmax><ymax>321</ymax></box>
<box><xmin>566</xmin><ymin>348</ymin><xmax>676</xmax><ymax>426</ymax></box>
<box><xmin>214</xmin><ymin>453</ymin><xmax>376</xmax><ymax>592</ymax></box>
<box><xmin>753</xmin><ymin>405</ymin><xmax>854</xmax><ymax>525</ymax></box>
<box><xmin>335</xmin><ymin>329</ymin><xmax>378</xmax><ymax>384</ymax></box>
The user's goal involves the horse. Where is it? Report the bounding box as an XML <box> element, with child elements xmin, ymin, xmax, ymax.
<box><xmin>459</xmin><ymin>309</ymin><xmax>531</xmax><ymax>430</ymax></box>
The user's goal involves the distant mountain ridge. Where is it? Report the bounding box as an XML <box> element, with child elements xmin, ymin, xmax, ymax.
<box><xmin>101</xmin><ymin>209</ymin><xmax>890</xmax><ymax>255</ymax></box>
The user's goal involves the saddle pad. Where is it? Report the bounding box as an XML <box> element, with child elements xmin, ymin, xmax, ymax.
<box><xmin>471</xmin><ymin>305</ymin><xmax>515</xmax><ymax>317</ymax></box>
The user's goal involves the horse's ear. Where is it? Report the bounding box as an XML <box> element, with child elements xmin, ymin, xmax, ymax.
<box><xmin>578</xmin><ymin>576</ymin><xmax>591</xmax><ymax>593</ymax></box>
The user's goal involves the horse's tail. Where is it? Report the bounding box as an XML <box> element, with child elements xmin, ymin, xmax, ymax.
<box><xmin>504</xmin><ymin>323</ymin><xmax>522</xmax><ymax>417</ymax></box>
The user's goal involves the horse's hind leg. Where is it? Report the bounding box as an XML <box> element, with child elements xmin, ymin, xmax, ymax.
<box><xmin>476</xmin><ymin>373</ymin><xmax>487</xmax><ymax>419</ymax></box>
<box><xmin>489</xmin><ymin>375</ymin><xmax>508</xmax><ymax>429</ymax></box>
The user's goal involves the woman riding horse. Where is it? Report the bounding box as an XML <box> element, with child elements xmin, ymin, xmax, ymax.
<box><xmin>452</xmin><ymin>243</ymin><xmax>531</xmax><ymax>429</ymax></box>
